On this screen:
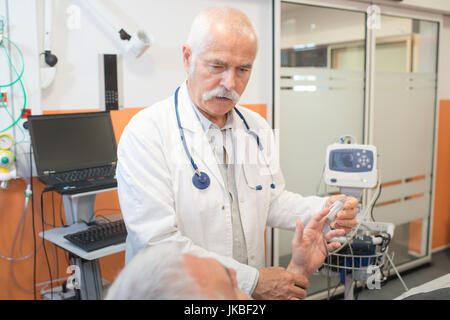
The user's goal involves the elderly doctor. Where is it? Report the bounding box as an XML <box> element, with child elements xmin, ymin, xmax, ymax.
<box><xmin>116</xmin><ymin>7</ymin><xmax>358</xmax><ymax>300</ymax></box>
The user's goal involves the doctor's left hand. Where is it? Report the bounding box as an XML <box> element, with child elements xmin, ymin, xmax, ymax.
<box><xmin>326</xmin><ymin>195</ymin><xmax>358</xmax><ymax>233</ymax></box>
<box><xmin>287</xmin><ymin>208</ymin><xmax>345</xmax><ymax>278</ymax></box>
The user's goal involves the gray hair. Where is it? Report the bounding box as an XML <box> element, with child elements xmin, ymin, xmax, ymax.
<box><xmin>186</xmin><ymin>6</ymin><xmax>258</xmax><ymax>75</ymax></box>
<box><xmin>105</xmin><ymin>242</ymin><xmax>207</xmax><ymax>300</ymax></box>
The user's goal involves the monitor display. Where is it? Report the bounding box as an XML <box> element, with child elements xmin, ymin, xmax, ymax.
<box><xmin>329</xmin><ymin>148</ymin><xmax>374</xmax><ymax>173</ymax></box>
<box><xmin>331</xmin><ymin>151</ymin><xmax>354</xmax><ymax>169</ymax></box>
<box><xmin>28</xmin><ymin>112</ymin><xmax>117</xmax><ymax>174</ymax></box>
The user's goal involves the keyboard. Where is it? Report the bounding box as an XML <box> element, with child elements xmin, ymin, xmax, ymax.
<box><xmin>52</xmin><ymin>166</ymin><xmax>116</xmax><ymax>184</ymax></box>
<box><xmin>64</xmin><ymin>220</ymin><xmax>127</xmax><ymax>252</ymax></box>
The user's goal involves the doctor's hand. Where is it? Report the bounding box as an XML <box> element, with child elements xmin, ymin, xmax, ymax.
<box><xmin>287</xmin><ymin>208</ymin><xmax>346</xmax><ymax>278</ymax></box>
<box><xmin>326</xmin><ymin>195</ymin><xmax>358</xmax><ymax>233</ymax></box>
<box><xmin>252</xmin><ymin>267</ymin><xmax>310</xmax><ymax>300</ymax></box>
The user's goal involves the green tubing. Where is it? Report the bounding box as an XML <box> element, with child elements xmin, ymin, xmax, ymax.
<box><xmin>0</xmin><ymin>36</ymin><xmax>25</xmax><ymax>88</ymax></box>
<box><xmin>0</xmin><ymin>38</ymin><xmax>27</xmax><ymax>134</ymax></box>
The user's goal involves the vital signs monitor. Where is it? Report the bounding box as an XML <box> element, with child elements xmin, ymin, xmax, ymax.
<box><xmin>324</xmin><ymin>143</ymin><xmax>377</xmax><ymax>189</ymax></box>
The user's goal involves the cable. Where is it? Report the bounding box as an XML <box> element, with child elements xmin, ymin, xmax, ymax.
<box><xmin>0</xmin><ymin>36</ymin><xmax>25</xmax><ymax>88</ymax></box>
<box><xmin>322</xmin><ymin>233</ymin><xmax>333</xmax><ymax>300</ymax></box>
<box><xmin>0</xmin><ymin>13</ymin><xmax>6</xmax><ymax>33</ymax></box>
<box><xmin>385</xmin><ymin>252</ymin><xmax>409</xmax><ymax>292</ymax></box>
<box><xmin>354</xmin><ymin>280</ymin><xmax>360</xmax><ymax>300</ymax></box>
<box><xmin>328</xmin><ymin>172</ymin><xmax>382</xmax><ymax>255</ymax></box>
<box><xmin>0</xmin><ymin>187</ymin><xmax>39</xmax><ymax>261</ymax></box>
<box><xmin>370</xmin><ymin>185</ymin><xmax>382</xmax><ymax>222</ymax></box>
<box><xmin>348</xmin><ymin>242</ymin><xmax>355</xmax><ymax>299</ymax></box>
<box><xmin>329</xmin><ymin>281</ymin><xmax>341</xmax><ymax>300</ymax></box>
<box><xmin>30</xmin><ymin>145</ymin><xmax>37</xmax><ymax>300</ymax></box>
<box><xmin>374</xmin><ymin>232</ymin><xmax>392</xmax><ymax>287</ymax></box>
<box><xmin>59</xmin><ymin>192</ymin><xmax>67</xmax><ymax>227</ymax></box>
<box><xmin>315</xmin><ymin>163</ymin><xmax>326</xmax><ymax>196</ymax></box>
<box><xmin>3</xmin><ymin>183</ymin><xmax>44</xmax><ymax>295</ymax></box>
<box><xmin>51</xmin><ymin>192</ymin><xmax>59</xmax><ymax>284</ymax></box>
<box><xmin>0</xmin><ymin>92</ymin><xmax>26</xmax><ymax>145</ymax></box>
<box><xmin>58</xmin><ymin>195</ymin><xmax>71</xmax><ymax>267</ymax></box>
<box><xmin>41</xmin><ymin>187</ymin><xmax>55</xmax><ymax>299</ymax></box>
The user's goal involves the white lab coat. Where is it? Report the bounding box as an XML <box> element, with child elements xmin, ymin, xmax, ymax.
<box><xmin>116</xmin><ymin>82</ymin><xmax>327</xmax><ymax>294</ymax></box>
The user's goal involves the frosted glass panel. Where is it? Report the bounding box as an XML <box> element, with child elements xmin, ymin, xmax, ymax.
<box><xmin>371</xmin><ymin>16</ymin><xmax>438</xmax><ymax>261</ymax></box>
<box><xmin>374</xmin><ymin>72</ymin><xmax>436</xmax><ymax>182</ymax></box>
<box><xmin>280</xmin><ymin>68</ymin><xmax>365</xmax><ymax>197</ymax></box>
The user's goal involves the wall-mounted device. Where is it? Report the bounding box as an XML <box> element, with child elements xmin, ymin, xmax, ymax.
<box><xmin>78</xmin><ymin>0</ymin><xmax>153</xmax><ymax>58</ymax></box>
<box><xmin>41</xmin><ymin>0</ymin><xmax>58</xmax><ymax>89</ymax></box>
<box><xmin>43</xmin><ymin>0</ymin><xmax>58</xmax><ymax>66</ymax></box>
<box><xmin>0</xmin><ymin>133</ymin><xmax>16</xmax><ymax>189</ymax></box>
<box><xmin>99</xmin><ymin>54</ymin><xmax>122</xmax><ymax>110</ymax></box>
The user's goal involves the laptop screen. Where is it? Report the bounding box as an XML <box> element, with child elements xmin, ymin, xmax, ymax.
<box><xmin>28</xmin><ymin>111</ymin><xmax>117</xmax><ymax>175</ymax></box>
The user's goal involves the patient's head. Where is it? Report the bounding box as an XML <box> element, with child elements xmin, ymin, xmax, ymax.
<box><xmin>183</xmin><ymin>254</ymin><xmax>250</xmax><ymax>300</ymax></box>
<box><xmin>105</xmin><ymin>241</ymin><xmax>250</xmax><ymax>300</ymax></box>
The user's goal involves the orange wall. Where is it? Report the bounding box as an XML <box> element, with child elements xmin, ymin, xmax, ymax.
<box><xmin>409</xmin><ymin>100</ymin><xmax>450</xmax><ymax>253</ymax></box>
<box><xmin>432</xmin><ymin>100</ymin><xmax>450</xmax><ymax>249</ymax></box>
<box><xmin>0</xmin><ymin>104</ymin><xmax>266</xmax><ymax>300</ymax></box>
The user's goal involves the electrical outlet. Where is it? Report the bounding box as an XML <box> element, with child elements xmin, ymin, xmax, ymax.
<box><xmin>0</xmin><ymin>91</ymin><xmax>7</xmax><ymax>104</ymax></box>
<box><xmin>21</xmin><ymin>108</ymin><xmax>31</xmax><ymax>119</ymax></box>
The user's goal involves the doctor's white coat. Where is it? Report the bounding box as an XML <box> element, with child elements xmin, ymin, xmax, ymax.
<box><xmin>116</xmin><ymin>83</ymin><xmax>327</xmax><ymax>294</ymax></box>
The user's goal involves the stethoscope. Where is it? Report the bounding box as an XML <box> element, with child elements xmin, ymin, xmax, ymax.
<box><xmin>174</xmin><ymin>86</ymin><xmax>276</xmax><ymax>191</ymax></box>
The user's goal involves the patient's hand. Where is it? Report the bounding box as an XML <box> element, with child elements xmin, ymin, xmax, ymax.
<box><xmin>287</xmin><ymin>208</ymin><xmax>345</xmax><ymax>277</ymax></box>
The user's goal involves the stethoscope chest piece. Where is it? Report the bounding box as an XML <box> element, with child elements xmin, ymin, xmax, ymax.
<box><xmin>192</xmin><ymin>171</ymin><xmax>210</xmax><ymax>190</ymax></box>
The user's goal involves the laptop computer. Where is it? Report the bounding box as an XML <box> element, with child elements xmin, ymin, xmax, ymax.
<box><xmin>28</xmin><ymin>111</ymin><xmax>118</xmax><ymax>195</ymax></box>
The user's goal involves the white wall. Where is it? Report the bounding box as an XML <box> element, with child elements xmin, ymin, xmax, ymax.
<box><xmin>37</xmin><ymin>0</ymin><xmax>273</xmax><ymax>122</ymax></box>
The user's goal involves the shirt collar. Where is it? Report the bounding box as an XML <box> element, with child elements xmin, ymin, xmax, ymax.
<box><xmin>189</xmin><ymin>96</ymin><xmax>234</xmax><ymax>132</ymax></box>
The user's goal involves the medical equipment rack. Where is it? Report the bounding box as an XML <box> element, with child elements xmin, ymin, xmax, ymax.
<box><xmin>320</xmin><ymin>222</ymin><xmax>408</xmax><ymax>300</ymax></box>
<box><xmin>39</xmin><ymin>187</ymin><xmax>124</xmax><ymax>300</ymax></box>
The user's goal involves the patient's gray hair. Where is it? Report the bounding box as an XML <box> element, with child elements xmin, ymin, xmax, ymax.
<box><xmin>105</xmin><ymin>242</ymin><xmax>207</xmax><ymax>300</ymax></box>
<box><xmin>185</xmin><ymin>6</ymin><xmax>258</xmax><ymax>75</ymax></box>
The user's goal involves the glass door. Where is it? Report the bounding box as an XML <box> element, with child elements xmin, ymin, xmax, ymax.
<box><xmin>275</xmin><ymin>1</ymin><xmax>439</xmax><ymax>298</ymax></box>
<box><xmin>277</xmin><ymin>2</ymin><xmax>367</xmax><ymax>296</ymax></box>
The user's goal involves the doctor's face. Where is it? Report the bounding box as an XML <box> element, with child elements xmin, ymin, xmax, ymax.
<box><xmin>183</xmin><ymin>27</ymin><xmax>257</xmax><ymax>125</ymax></box>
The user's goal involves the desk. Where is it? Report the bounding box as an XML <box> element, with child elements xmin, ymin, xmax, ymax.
<box><xmin>40</xmin><ymin>215</ymin><xmax>125</xmax><ymax>260</ymax></box>
<box><xmin>39</xmin><ymin>187</ymin><xmax>124</xmax><ymax>300</ymax></box>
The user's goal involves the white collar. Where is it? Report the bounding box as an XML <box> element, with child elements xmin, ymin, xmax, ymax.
<box><xmin>187</xmin><ymin>89</ymin><xmax>234</xmax><ymax>132</ymax></box>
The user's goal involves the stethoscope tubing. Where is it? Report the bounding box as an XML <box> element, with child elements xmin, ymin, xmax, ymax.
<box><xmin>174</xmin><ymin>86</ymin><xmax>274</xmax><ymax>190</ymax></box>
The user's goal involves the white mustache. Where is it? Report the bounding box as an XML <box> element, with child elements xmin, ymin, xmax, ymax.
<box><xmin>202</xmin><ymin>86</ymin><xmax>241</xmax><ymax>104</ymax></box>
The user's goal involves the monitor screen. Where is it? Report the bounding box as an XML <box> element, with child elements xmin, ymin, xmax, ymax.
<box><xmin>331</xmin><ymin>151</ymin><xmax>354</xmax><ymax>169</ymax></box>
<box><xmin>28</xmin><ymin>112</ymin><xmax>117</xmax><ymax>175</ymax></box>
<box><xmin>329</xmin><ymin>148</ymin><xmax>374</xmax><ymax>173</ymax></box>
